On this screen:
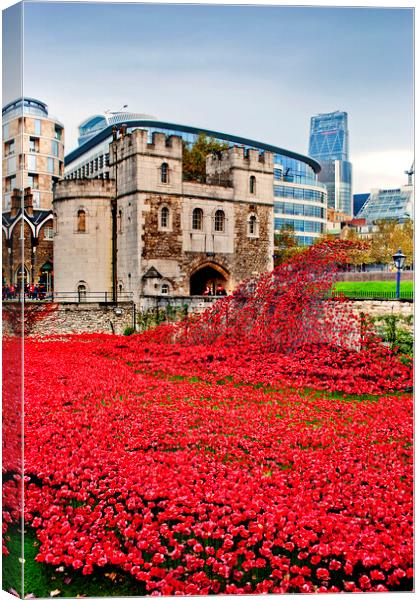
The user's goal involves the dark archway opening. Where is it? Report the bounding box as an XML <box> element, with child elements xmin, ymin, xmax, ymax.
<box><xmin>190</xmin><ymin>265</ymin><xmax>228</xmax><ymax>296</ymax></box>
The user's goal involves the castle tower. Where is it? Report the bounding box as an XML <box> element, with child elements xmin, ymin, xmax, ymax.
<box><xmin>206</xmin><ymin>146</ymin><xmax>274</xmax><ymax>202</ymax></box>
<box><xmin>53</xmin><ymin>179</ymin><xmax>113</xmax><ymax>299</ymax></box>
<box><xmin>108</xmin><ymin>129</ymin><xmax>183</xmax><ymax>197</ymax></box>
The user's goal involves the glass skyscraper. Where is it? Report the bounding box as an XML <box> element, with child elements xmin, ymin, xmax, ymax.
<box><xmin>309</xmin><ymin>111</ymin><xmax>353</xmax><ymax>216</ymax></box>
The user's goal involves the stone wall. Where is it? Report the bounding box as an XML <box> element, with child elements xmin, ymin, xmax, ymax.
<box><xmin>139</xmin><ymin>295</ymin><xmax>216</xmax><ymax>314</ymax></box>
<box><xmin>2</xmin><ymin>297</ymin><xmax>412</xmax><ymax>339</ymax></box>
<box><xmin>344</xmin><ymin>299</ymin><xmax>413</xmax><ymax>318</ymax></box>
<box><xmin>337</xmin><ymin>271</ymin><xmax>413</xmax><ymax>282</ymax></box>
<box><xmin>2</xmin><ymin>301</ymin><xmax>135</xmax><ymax>337</ymax></box>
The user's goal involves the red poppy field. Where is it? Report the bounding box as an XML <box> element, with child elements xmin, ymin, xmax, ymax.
<box><xmin>2</xmin><ymin>242</ymin><xmax>414</xmax><ymax>596</ymax></box>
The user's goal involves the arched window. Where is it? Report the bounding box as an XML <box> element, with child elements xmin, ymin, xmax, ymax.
<box><xmin>160</xmin><ymin>162</ymin><xmax>169</xmax><ymax>184</ymax></box>
<box><xmin>214</xmin><ymin>209</ymin><xmax>225</xmax><ymax>232</ymax></box>
<box><xmin>192</xmin><ymin>208</ymin><xmax>203</xmax><ymax>230</ymax></box>
<box><xmin>77</xmin><ymin>283</ymin><xmax>87</xmax><ymax>302</ymax></box>
<box><xmin>161</xmin><ymin>283</ymin><xmax>170</xmax><ymax>295</ymax></box>
<box><xmin>160</xmin><ymin>206</ymin><xmax>170</xmax><ymax>229</ymax></box>
<box><xmin>77</xmin><ymin>209</ymin><xmax>86</xmax><ymax>233</ymax></box>
<box><xmin>117</xmin><ymin>209</ymin><xmax>123</xmax><ymax>234</ymax></box>
<box><xmin>248</xmin><ymin>214</ymin><xmax>259</xmax><ymax>237</ymax></box>
<box><xmin>249</xmin><ymin>176</ymin><xmax>256</xmax><ymax>194</ymax></box>
<box><xmin>53</xmin><ymin>212</ymin><xmax>58</xmax><ymax>234</ymax></box>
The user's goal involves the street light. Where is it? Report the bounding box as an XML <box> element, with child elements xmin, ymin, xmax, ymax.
<box><xmin>392</xmin><ymin>249</ymin><xmax>406</xmax><ymax>299</ymax></box>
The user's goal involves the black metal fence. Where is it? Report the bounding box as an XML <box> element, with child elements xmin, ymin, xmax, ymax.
<box><xmin>330</xmin><ymin>290</ymin><xmax>413</xmax><ymax>301</ymax></box>
<box><xmin>3</xmin><ymin>291</ymin><xmax>134</xmax><ymax>304</ymax></box>
<box><xmin>3</xmin><ymin>290</ymin><xmax>413</xmax><ymax>304</ymax></box>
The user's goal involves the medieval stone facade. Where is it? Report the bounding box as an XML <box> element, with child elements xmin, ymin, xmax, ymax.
<box><xmin>53</xmin><ymin>129</ymin><xmax>274</xmax><ymax>305</ymax></box>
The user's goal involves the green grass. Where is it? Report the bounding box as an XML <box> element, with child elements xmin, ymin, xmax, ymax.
<box><xmin>3</xmin><ymin>526</ymin><xmax>146</xmax><ymax>598</ymax></box>
<box><xmin>334</xmin><ymin>280</ymin><xmax>413</xmax><ymax>295</ymax></box>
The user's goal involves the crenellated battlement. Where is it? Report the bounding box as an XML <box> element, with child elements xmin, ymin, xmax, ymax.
<box><xmin>206</xmin><ymin>145</ymin><xmax>273</xmax><ymax>194</ymax></box>
<box><xmin>109</xmin><ymin>128</ymin><xmax>183</xmax><ymax>164</ymax></box>
<box><xmin>206</xmin><ymin>145</ymin><xmax>273</xmax><ymax>173</ymax></box>
<box><xmin>147</xmin><ymin>132</ymin><xmax>183</xmax><ymax>155</ymax></box>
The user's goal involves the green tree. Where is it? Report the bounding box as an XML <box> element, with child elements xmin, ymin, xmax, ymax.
<box><xmin>182</xmin><ymin>133</ymin><xmax>228</xmax><ymax>182</ymax></box>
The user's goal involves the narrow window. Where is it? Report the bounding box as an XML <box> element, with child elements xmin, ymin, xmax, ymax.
<box><xmin>5</xmin><ymin>140</ymin><xmax>15</xmax><ymax>155</ymax></box>
<box><xmin>77</xmin><ymin>209</ymin><xmax>86</xmax><ymax>233</ymax></box>
<box><xmin>192</xmin><ymin>208</ymin><xmax>203</xmax><ymax>230</ymax></box>
<box><xmin>8</xmin><ymin>156</ymin><xmax>17</xmax><ymax>173</ymax></box>
<box><xmin>214</xmin><ymin>209</ymin><xmax>225</xmax><ymax>232</ymax></box>
<box><xmin>161</xmin><ymin>162</ymin><xmax>169</xmax><ymax>183</ymax></box>
<box><xmin>44</xmin><ymin>227</ymin><xmax>54</xmax><ymax>240</ymax></box>
<box><xmin>32</xmin><ymin>191</ymin><xmax>40</xmax><ymax>208</ymax></box>
<box><xmin>160</xmin><ymin>206</ymin><xmax>169</xmax><ymax>229</ymax></box>
<box><xmin>117</xmin><ymin>209</ymin><xmax>123</xmax><ymax>233</ymax></box>
<box><xmin>250</xmin><ymin>175</ymin><xmax>256</xmax><ymax>194</ymax></box>
<box><xmin>78</xmin><ymin>284</ymin><xmax>87</xmax><ymax>302</ymax></box>
<box><xmin>248</xmin><ymin>214</ymin><xmax>258</xmax><ymax>236</ymax></box>
<box><xmin>54</xmin><ymin>126</ymin><xmax>63</xmax><ymax>140</ymax></box>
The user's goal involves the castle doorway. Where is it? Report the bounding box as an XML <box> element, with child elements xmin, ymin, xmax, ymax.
<box><xmin>190</xmin><ymin>264</ymin><xmax>229</xmax><ymax>296</ymax></box>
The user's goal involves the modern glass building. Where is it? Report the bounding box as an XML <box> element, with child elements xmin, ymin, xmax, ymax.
<box><xmin>355</xmin><ymin>185</ymin><xmax>413</xmax><ymax>223</ymax></box>
<box><xmin>308</xmin><ymin>110</ymin><xmax>352</xmax><ymax>217</ymax></box>
<box><xmin>64</xmin><ymin>111</ymin><xmax>327</xmax><ymax>246</ymax></box>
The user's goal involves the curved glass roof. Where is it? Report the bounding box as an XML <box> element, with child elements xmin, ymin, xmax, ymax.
<box><xmin>2</xmin><ymin>97</ymin><xmax>48</xmax><ymax>119</ymax></box>
<box><xmin>78</xmin><ymin>111</ymin><xmax>157</xmax><ymax>146</ymax></box>
<box><xmin>67</xmin><ymin>117</ymin><xmax>321</xmax><ymax>174</ymax></box>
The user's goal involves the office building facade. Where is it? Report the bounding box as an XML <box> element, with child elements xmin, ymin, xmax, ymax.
<box><xmin>309</xmin><ymin>111</ymin><xmax>352</xmax><ymax>217</ymax></box>
<box><xmin>64</xmin><ymin>111</ymin><xmax>327</xmax><ymax>246</ymax></box>
<box><xmin>2</xmin><ymin>97</ymin><xmax>65</xmax><ymax>211</ymax></box>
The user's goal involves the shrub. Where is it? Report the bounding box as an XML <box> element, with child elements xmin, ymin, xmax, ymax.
<box><xmin>123</xmin><ymin>326</ymin><xmax>136</xmax><ymax>336</ymax></box>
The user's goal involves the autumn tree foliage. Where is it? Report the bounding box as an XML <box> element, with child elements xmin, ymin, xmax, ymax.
<box><xmin>369</xmin><ymin>219</ymin><xmax>413</xmax><ymax>266</ymax></box>
<box><xmin>182</xmin><ymin>133</ymin><xmax>228</xmax><ymax>183</ymax></box>
<box><xmin>273</xmin><ymin>227</ymin><xmax>304</xmax><ymax>266</ymax></box>
<box><xmin>339</xmin><ymin>219</ymin><xmax>413</xmax><ymax>267</ymax></box>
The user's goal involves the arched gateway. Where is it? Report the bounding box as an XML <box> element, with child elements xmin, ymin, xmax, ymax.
<box><xmin>190</xmin><ymin>263</ymin><xmax>229</xmax><ymax>296</ymax></box>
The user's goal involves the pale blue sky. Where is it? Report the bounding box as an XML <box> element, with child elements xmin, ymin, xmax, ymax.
<box><xmin>3</xmin><ymin>1</ymin><xmax>415</xmax><ymax>192</ymax></box>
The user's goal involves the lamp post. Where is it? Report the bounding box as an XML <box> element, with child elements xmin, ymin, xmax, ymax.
<box><xmin>111</xmin><ymin>124</ymin><xmax>127</xmax><ymax>304</ymax></box>
<box><xmin>392</xmin><ymin>249</ymin><xmax>406</xmax><ymax>299</ymax></box>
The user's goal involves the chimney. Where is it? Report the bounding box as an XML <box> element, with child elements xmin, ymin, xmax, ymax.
<box><xmin>10</xmin><ymin>188</ymin><xmax>22</xmax><ymax>217</ymax></box>
<box><xmin>24</xmin><ymin>187</ymin><xmax>33</xmax><ymax>216</ymax></box>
